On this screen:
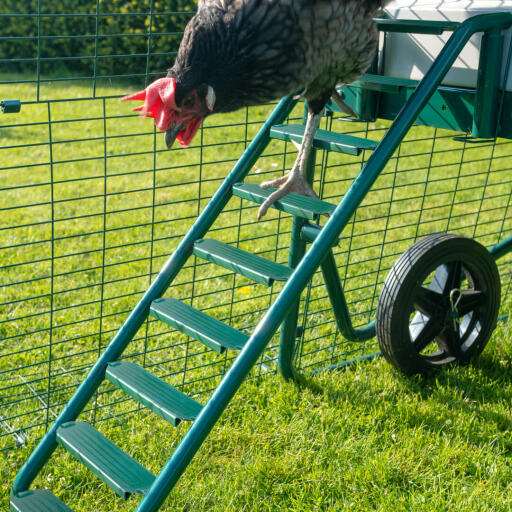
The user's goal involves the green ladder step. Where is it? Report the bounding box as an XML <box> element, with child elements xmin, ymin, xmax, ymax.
<box><xmin>106</xmin><ymin>361</ymin><xmax>203</xmax><ymax>426</ymax></box>
<box><xmin>11</xmin><ymin>490</ymin><xmax>73</xmax><ymax>512</ymax></box>
<box><xmin>351</xmin><ymin>73</ymin><xmax>419</xmax><ymax>93</ymax></box>
<box><xmin>150</xmin><ymin>298</ymin><xmax>249</xmax><ymax>353</ymax></box>
<box><xmin>193</xmin><ymin>238</ymin><xmax>292</xmax><ymax>286</ymax></box>
<box><xmin>232</xmin><ymin>182</ymin><xmax>336</xmax><ymax>220</ymax></box>
<box><xmin>56</xmin><ymin>422</ymin><xmax>155</xmax><ymax>499</ymax></box>
<box><xmin>269</xmin><ymin>124</ymin><xmax>378</xmax><ymax>155</ymax></box>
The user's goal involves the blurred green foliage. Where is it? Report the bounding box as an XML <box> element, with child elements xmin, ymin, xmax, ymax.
<box><xmin>0</xmin><ymin>0</ymin><xmax>196</xmax><ymax>78</ymax></box>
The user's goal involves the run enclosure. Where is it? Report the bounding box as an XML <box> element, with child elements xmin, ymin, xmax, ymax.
<box><xmin>0</xmin><ymin>0</ymin><xmax>511</xmax><ymax>473</ymax></box>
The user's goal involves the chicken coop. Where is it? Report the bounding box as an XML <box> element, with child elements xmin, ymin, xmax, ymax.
<box><xmin>2</xmin><ymin>0</ymin><xmax>512</xmax><ymax>511</ymax></box>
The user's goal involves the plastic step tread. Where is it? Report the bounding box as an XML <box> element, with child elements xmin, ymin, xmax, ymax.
<box><xmin>150</xmin><ymin>298</ymin><xmax>248</xmax><ymax>353</ymax></box>
<box><xmin>193</xmin><ymin>238</ymin><xmax>292</xmax><ymax>285</ymax></box>
<box><xmin>351</xmin><ymin>73</ymin><xmax>419</xmax><ymax>93</ymax></box>
<box><xmin>232</xmin><ymin>182</ymin><xmax>336</xmax><ymax>220</ymax></box>
<box><xmin>270</xmin><ymin>124</ymin><xmax>378</xmax><ymax>155</ymax></box>
<box><xmin>106</xmin><ymin>361</ymin><xmax>203</xmax><ymax>425</ymax></box>
<box><xmin>11</xmin><ymin>490</ymin><xmax>73</xmax><ymax>512</ymax></box>
<box><xmin>56</xmin><ymin>422</ymin><xmax>155</xmax><ymax>499</ymax></box>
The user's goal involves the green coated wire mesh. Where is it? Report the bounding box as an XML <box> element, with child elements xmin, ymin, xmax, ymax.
<box><xmin>0</xmin><ymin>2</ymin><xmax>511</xmax><ymax>453</ymax></box>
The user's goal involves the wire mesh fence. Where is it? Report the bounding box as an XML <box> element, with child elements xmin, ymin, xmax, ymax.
<box><xmin>1</xmin><ymin>2</ymin><xmax>511</xmax><ymax>454</ymax></box>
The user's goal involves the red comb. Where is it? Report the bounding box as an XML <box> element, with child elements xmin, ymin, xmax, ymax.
<box><xmin>121</xmin><ymin>77</ymin><xmax>178</xmax><ymax>131</ymax></box>
<box><xmin>122</xmin><ymin>89</ymin><xmax>146</xmax><ymax>102</ymax></box>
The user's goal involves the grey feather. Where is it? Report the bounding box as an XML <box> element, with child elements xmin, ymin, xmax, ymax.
<box><xmin>170</xmin><ymin>0</ymin><xmax>389</xmax><ymax>114</ymax></box>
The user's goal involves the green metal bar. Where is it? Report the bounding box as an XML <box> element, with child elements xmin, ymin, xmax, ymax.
<box><xmin>300</xmin><ymin>222</ymin><xmax>323</xmax><ymax>243</ymax></box>
<box><xmin>490</xmin><ymin>234</ymin><xmax>512</xmax><ymax>260</ymax></box>
<box><xmin>91</xmin><ymin>98</ymin><xmax>109</xmax><ymax>425</ymax></box>
<box><xmin>11</xmin><ymin>95</ymin><xmax>298</xmax><ymax>496</ymax></box>
<box><xmin>278</xmin><ymin>146</ymin><xmax>317</xmax><ymax>380</ymax></box>
<box><xmin>354</xmin><ymin>53</ymin><xmax>379</xmax><ymax>122</ymax></box>
<box><xmin>144</xmin><ymin>0</ymin><xmax>155</xmax><ymax>88</ymax></box>
<box><xmin>320</xmin><ymin>250</ymin><xmax>375</xmax><ymax>342</ymax></box>
<box><xmin>135</xmin><ymin>13</ymin><xmax>512</xmax><ymax>512</ymax></box>
<box><xmin>36</xmin><ymin>0</ymin><xmax>41</xmax><ymax>102</ymax></box>
<box><xmin>300</xmin><ymin>222</ymin><xmax>338</xmax><ymax>245</ymax></box>
<box><xmin>276</xmin><ymin>211</ymin><xmax>304</xmax><ymax>380</ymax></box>
<box><xmin>375</xmin><ymin>18</ymin><xmax>459</xmax><ymax>35</ymax></box>
<box><xmin>92</xmin><ymin>0</ymin><xmax>100</xmax><ymax>97</ymax></box>
<box><xmin>0</xmin><ymin>11</ymin><xmax>191</xmax><ymax>18</ymax></box>
<box><xmin>300</xmin><ymin>226</ymin><xmax>373</xmax><ymax>341</ymax></box>
<box><xmin>45</xmin><ymin>102</ymin><xmax>55</xmax><ymax>433</ymax></box>
<box><xmin>472</xmin><ymin>28</ymin><xmax>504</xmax><ymax>138</ymax></box>
<box><xmin>310</xmin><ymin>351</ymin><xmax>381</xmax><ymax>374</ymax></box>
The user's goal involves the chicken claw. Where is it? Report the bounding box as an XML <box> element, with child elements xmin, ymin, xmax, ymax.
<box><xmin>258</xmin><ymin>172</ymin><xmax>318</xmax><ymax>220</ymax></box>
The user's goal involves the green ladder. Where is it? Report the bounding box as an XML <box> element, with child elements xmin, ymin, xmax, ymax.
<box><xmin>11</xmin><ymin>13</ymin><xmax>512</xmax><ymax>512</ymax></box>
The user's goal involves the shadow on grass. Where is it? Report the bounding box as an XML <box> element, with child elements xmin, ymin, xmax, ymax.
<box><xmin>308</xmin><ymin>340</ymin><xmax>512</xmax><ymax>449</ymax></box>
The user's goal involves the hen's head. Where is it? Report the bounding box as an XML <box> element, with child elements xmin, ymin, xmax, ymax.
<box><xmin>121</xmin><ymin>76</ymin><xmax>216</xmax><ymax>149</ymax></box>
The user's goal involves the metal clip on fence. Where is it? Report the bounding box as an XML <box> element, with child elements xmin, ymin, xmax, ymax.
<box><xmin>1</xmin><ymin>100</ymin><xmax>21</xmax><ymax>114</ymax></box>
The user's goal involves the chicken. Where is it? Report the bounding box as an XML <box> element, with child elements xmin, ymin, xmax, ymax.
<box><xmin>122</xmin><ymin>0</ymin><xmax>388</xmax><ymax>219</ymax></box>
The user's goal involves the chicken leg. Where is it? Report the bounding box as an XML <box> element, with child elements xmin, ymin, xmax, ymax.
<box><xmin>257</xmin><ymin>91</ymin><xmax>357</xmax><ymax>220</ymax></box>
<box><xmin>258</xmin><ymin>109</ymin><xmax>321</xmax><ymax>220</ymax></box>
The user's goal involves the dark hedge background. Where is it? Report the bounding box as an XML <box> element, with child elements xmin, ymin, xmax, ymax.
<box><xmin>0</xmin><ymin>0</ymin><xmax>195</xmax><ymax>79</ymax></box>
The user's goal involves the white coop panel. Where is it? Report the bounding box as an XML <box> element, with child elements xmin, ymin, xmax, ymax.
<box><xmin>384</xmin><ymin>0</ymin><xmax>512</xmax><ymax>91</ymax></box>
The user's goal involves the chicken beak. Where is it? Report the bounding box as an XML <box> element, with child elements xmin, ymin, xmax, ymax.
<box><xmin>165</xmin><ymin>122</ymin><xmax>184</xmax><ymax>149</ymax></box>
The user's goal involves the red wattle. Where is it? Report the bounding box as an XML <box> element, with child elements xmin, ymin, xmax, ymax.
<box><xmin>177</xmin><ymin>117</ymin><xmax>203</xmax><ymax>147</ymax></box>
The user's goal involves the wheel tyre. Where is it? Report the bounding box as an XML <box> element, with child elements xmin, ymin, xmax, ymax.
<box><xmin>376</xmin><ymin>233</ymin><xmax>501</xmax><ymax>376</ymax></box>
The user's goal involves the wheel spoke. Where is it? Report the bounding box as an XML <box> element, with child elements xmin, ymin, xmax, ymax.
<box><xmin>457</xmin><ymin>289</ymin><xmax>486</xmax><ymax>317</ymax></box>
<box><xmin>410</xmin><ymin>312</ymin><xmax>442</xmax><ymax>353</ymax></box>
<box><xmin>413</xmin><ymin>286</ymin><xmax>443</xmax><ymax>317</ymax></box>
<box><xmin>437</xmin><ymin>323</ymin><xmax>463</xmax><ymax>359</ymax></box>
<box><xmin>443</xmin><ymin>260</ymin><xmax>463</xmax><ymax>295</ymax></box>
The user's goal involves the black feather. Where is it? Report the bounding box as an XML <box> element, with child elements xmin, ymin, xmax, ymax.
<box><xmin>169</xmin><ymin>0</ymin><xmax>388</xmax><ymax>114</ymax></box>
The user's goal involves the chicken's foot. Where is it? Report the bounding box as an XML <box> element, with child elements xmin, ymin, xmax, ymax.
<box><xmin>258</xmin><ymin>110</ymin><xmax>321</xmax><ymax>220</ymax></box>
<box><xmin>258</xmin><ymin>168</ymin><xmax>319</xmax><ymax>220</ymax></box>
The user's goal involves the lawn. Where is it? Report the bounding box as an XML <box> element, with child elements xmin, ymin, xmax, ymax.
<box><xmin>0</xmin><ymin>76</ymin><xmax>511</xmax><ymax>511</ymax></box>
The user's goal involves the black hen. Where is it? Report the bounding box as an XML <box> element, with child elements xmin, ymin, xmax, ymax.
<box><xmin>123</xmin><ymin>0</ymin><xmax>389</xmax><ymax>218</ymax></box>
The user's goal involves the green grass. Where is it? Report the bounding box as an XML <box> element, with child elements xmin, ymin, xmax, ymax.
<box><xmin>1</xmin><ymin>76</ymin><xmax>511</xmax><ymax>510</ymax></box>
<box><xmin>2</xmin><ymin>323</ymin><xmax>512</xmax><ymax>511</ymax></box>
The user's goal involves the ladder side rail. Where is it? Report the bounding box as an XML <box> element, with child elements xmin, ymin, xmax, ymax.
<box><xmin>135</xmin><ymin>13</ymin><xmax>512</xmax><ymax>512</ymax></box>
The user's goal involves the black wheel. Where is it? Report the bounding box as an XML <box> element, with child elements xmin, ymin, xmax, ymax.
<box><xmin>376</xmin><ymin>233</ymin><xmax>501</xmax><ymax>376</ymax></box>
